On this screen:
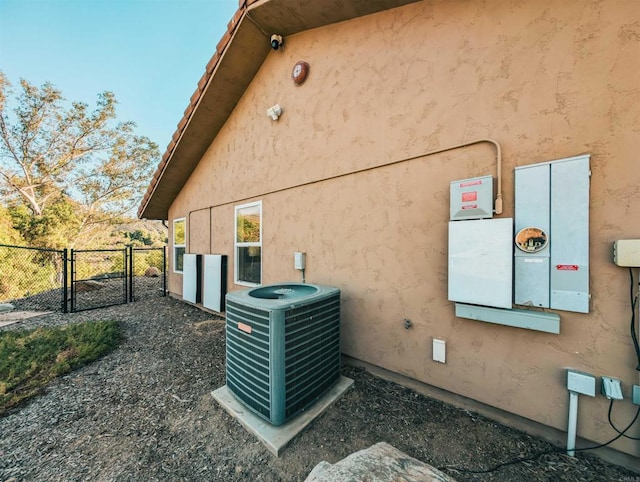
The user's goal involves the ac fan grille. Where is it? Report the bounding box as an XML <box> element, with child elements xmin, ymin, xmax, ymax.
<box><xmin>226</xmin><ymin>299</ymin><xmax>271</xmax><ymax>418</ymax></box>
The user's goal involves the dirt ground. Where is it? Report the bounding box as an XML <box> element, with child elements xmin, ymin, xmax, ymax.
<box><xmin>0</xmin><ymin>296</ymin><xmax>637</xmax><ymax>481</ymax></box>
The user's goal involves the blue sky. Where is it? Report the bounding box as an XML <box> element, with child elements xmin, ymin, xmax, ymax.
<box><xmin>0</xmin><ymin>0</ymin><xmax>237</xmax><ymax>152</ymax></box>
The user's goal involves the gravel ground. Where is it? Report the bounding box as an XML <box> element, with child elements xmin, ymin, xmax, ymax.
<box><xmin>0</xmin><ymin>295</ymin><xmax>637</xmax><ymax>481</ymax></box>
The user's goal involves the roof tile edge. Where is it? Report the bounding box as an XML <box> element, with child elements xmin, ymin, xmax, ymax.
<box><xmin>137</xmin><ymin>5</ymin><xmax>247</xmax><ymax>219</ymax></box>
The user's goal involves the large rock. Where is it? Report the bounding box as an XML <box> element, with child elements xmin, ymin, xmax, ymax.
<box><xmin>74</xmin><ymin>280</ymin><xmax>105</xmax><ymax>292</ymax></box>
<box><xmin>0</xmin><ymin>303</ymin><xmax>15</xmax><ymax>313</ymax></box>
<box><xmin>305</xmin><ymin>442</ymin><xmax>456</xmax><ymax>482</ymax></box>
<box><xmin>145</xmin><ymin>266</ymin><xmax>161</xmax><ymax>277</ymax></box>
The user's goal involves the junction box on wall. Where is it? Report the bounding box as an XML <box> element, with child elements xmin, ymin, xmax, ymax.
<box><xmin>613</xmin><ymin>240</ymin><xmax>640</xmax><ymax>267</ymax></box>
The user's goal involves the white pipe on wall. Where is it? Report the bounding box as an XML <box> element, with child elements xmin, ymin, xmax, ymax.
<box><xmin>566</xmin><ymin>391</ymin><xmax>579</xmax><ymax>456</ymax></box>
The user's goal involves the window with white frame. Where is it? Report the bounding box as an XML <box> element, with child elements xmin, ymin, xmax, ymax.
<box><xmin>235</xmin><ymin>201</ymin><xmax>261</xmax><ymax>286</ymax></box>
<box><xmin>173</xmin><ymin>217</ymin><xmax>186</xmax><ymax>273</ymax></box>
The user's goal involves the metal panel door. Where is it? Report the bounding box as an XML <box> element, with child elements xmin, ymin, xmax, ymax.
<box><xmin>550</xmin><ymin>155</ymin><xmax>590</xmax><ymax>313</ymax></box>
<box><xmin>514</xmin><ymin>163</ymin><xmax>550</xmax><ymax>308</ymax></box>
<box><xmin>448</xmin><ymin>218</ymin><xmax>513</xmax><ymax>309</ymax></box>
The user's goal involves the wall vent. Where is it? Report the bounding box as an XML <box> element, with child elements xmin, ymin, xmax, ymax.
<box><xmin>225</xmin><ymin>283</ymin><xmax>341</xmax><ymax>426</ymax></box>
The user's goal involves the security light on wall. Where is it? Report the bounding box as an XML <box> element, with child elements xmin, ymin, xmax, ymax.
<box><xmin>266</xmin><ymin>104</ymin><xmax>282</xmax><ymax>121</ymax></box>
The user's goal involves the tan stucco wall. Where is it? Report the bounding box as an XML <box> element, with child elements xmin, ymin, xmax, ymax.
<box><xmin>168</xmin><ymin>0</ymin><xmax>640</xmax><ymax>456</ymax></box>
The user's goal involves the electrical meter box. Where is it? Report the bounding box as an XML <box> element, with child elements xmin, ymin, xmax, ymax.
<box><xmin>450</xmin><ymin>175</ymin><xmax>494</xmax><ymax>221</ymax></box>
<box><xmin>514</xmin><ymin>165</ymin><xmax>550</xmax><ymax>308</ymax></box>
<box><xmin>514</xmin><ymin>154</ymin><xmax>590</xmax><ymax>313</ymax></box>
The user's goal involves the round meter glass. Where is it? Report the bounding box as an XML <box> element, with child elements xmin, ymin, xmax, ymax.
<box><xmin>515</xmin><ymin>227</ymin><xmax>548</xmax><ymax>253</ymax></box>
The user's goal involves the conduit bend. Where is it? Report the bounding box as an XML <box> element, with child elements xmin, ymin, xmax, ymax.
<box><xmin>412</xmin><ymin>138</ymin><xmax>503</xmax><ymax>215</ymax></box>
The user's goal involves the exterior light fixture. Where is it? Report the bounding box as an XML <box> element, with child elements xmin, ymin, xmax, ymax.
<box><xmin>266</xmin><ymin>104</ymin><xmax>282</xmax><ymax>121</ymax></box>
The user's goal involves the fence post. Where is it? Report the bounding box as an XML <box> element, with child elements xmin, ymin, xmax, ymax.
<box><xmin>70</xmin><ymin>249</ymin><xmax>75</xmax><ymax>313</ymax></box>
<box><xmin>163</xmin><ymin>245</ymin><xmax>167</xmax><ymax>297</ymax></box>
<box><xmin>128</xmin><ymin>245</ymin><xmax>134</xmax><ymax>302</ymax></box>
<box><xmin>62</xmin><ymin>248</ymin><xmax>68</xmax><ymax>313</ymax></box>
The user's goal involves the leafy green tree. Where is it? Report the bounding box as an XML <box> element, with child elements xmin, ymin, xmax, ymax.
<box><xmin>0</xmin><ymin>204</ymin><xmax>19</xmax><ymax>245</ymax></box>
<box><xmin>8</xmin><ymin>196</ymin><xmax>82</xmax><ymax>249</ymax></box>
<box><xmin>0</xmin><ymin>72</ymin><xmax>159</xmax><ymax>247</ymax></box>
<box><xmin>125</xmin><ymin>229</ymin><xmax>153</xmax><ymax>246</ymax></box>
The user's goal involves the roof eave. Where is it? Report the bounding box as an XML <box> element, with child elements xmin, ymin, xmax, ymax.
<box><xmin>139</xmin><ymin>11</ymin><xmax>268</xmax><ymax>219</ymax></box>
<box><xmin>138</xmin><ymin>0</ymin><xmax>422</xmax><ymax>220</ymax></box>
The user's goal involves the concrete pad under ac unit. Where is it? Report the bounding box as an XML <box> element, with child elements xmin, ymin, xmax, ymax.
<box><xmin>212</xmin><ymin>376</ymin><xmax>354</xmax><ymax>456</ymax></box>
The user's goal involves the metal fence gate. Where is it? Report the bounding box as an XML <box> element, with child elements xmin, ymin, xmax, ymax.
<box><xmin>0</xmin><ymin>244</ymin><xmax>166</xmax><ymax>313</ymax></box>
<box><xmin>71</xmin><ymin>247</ymin><xmax>167</xmax><ymax>312</ymax></box>
<box><xmin>71</xmin><ymin>248</ymin><xmax>128</xmax><ymax>312</ymax></box>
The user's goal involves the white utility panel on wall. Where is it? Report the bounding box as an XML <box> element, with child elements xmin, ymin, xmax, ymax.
<box><xmin>202</xmin><ymin>254</ymin><xmax>227</xmax><ymax>313</ymax></box>
<box><xmin>448</xmin><ymin>218</ymin><xmax>513</xmax><ymax>309</ymax></box>
<box><xmin>182</xmin><ymin>253</ymin><xmax>201</xmax><ymax>304</ymax></box>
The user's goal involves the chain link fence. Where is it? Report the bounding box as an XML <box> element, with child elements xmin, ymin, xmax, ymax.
<box><xmin>131</xmin><ymin>247</ymin><xmax>166</xmax><ymax>301</ymax></box>
<box><xmin>0</xmin><ymin>244</ymin><xmax>67</xmax><ymax>312</ymax></box>
<box><xmin>0</xmin><ymin>244</ymin><xmax>166</xmax><ymax>313</ymax></box>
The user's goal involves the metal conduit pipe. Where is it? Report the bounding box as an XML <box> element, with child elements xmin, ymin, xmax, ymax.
<box><xmin>184</xmin><ymin>138</ymin><xmax>504</xmax><ymax>217</ymax></box>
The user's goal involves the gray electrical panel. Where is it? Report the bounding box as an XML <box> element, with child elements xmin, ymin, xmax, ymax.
<box><xmin>514</xmin><ymin>154</ymin><xmax>590</xmax><ymax>313</ymax></box>
<box><xmin>550</xmin><ymin>157</ymin><xmax>590</xmax><ymax>313</ymax></box>
<box><xmin>514</xmin><ymin>164</ymin><xmax>550</xmax><ymax>307</ymax></box>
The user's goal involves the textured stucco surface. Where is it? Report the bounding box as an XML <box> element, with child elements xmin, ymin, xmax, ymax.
<box><xmin>167</xmin><ymin>0</ymin><xmax>640</xmax><ymax>456</ymax></box>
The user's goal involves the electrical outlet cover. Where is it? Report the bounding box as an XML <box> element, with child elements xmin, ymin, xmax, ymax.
<box><xmin>433</xmin><ymin>339</ymin><xmax>446</xmax><ymax>363</ymax></box>
<box><xmin>601</xmin><ymin>377</ymin><xmax>623</xmax><ymax>400</ymax></box>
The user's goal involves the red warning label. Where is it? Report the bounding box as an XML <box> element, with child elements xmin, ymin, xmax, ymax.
<box><xmin>460</xmin><ymin>180</ymin><xmax>482</xmax><ymax>187</ymax></box>
<box><xmin>556</xmin><ymin>265</ymin><xmax>579</xmax><ymax>271</ymax></box>
<box><xmin>462</xmin><ymin>191</ymin><xmax>478</xmax><ymax>202</ymax></box>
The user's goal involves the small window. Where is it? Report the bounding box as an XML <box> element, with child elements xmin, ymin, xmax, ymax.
<box><xmin>173</xmin><ymin>218</ymin><xmax>186</xmax><ymax>273</ymax></box>
<box><xmin>235</xmin><ymin>201</ymin><xmax>261</xmax><ymax>286</ymax></box>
